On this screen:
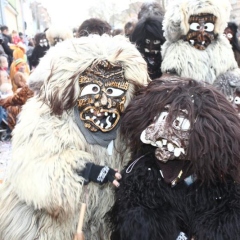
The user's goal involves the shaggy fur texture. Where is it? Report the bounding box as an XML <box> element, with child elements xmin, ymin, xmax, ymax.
<box><xmin>46</xmin><ymin>26</ymin><xmax>73</xmax><ymax>46</ymax></box>
<box><xmin>0</xmin><ymin>35</ymin><xmax>149</xmax><ymax>240</ymax></box>
<box><xmin>225</xmin><ymin>22</ymin><xmax>240</xmax><ymax>67</ymax></box>
<box><xmin>161</xmin><ymin>0</ymin><xmax>239</xmax><ymax>84</ymax></box>
<box><xmin>77</xmin><ymin>18</ymin><xmax>111</xmax><ymax>37</ymax></box>
<box><xmin>107</xmin><ymin>78</ymin><xmax>240</xmax><ymax>240</ymax></box>
<box><xmin>163</xmin><ymin>0</ymin><xmax>231</xmax><ymax>42</ymax></box>
<box><xmin>30</xmin><ymin>33</ymin><xmax>49</xmax><ymax>68</ymax></box>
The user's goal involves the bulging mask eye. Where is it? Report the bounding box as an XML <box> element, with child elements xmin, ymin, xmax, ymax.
<box><xmin>153</xmin><ymin>40</ymin><xmax>160</xmax><ymax>44</ymax></box>
<box><xmin>204</xmin><ymin>23</ymin><xmax>214</xmax><ymax>32</ymax></box>
<box><xmin>227</xmin><ymin>33</ymin><xmax>233</xmax><ymax>39</ymax></box>
<box><xmin>106</xmin><ymin>87</ymin><xmax>124</xmax><ymax>97</ymax></box>
<box><xmin>172</xmin><ymin>117</ymin><xmax>190</xmax><ymax>131</ymax></box>
<box><xmin>145</xmin><ymin>39</ymin><xmax>150</xmax><ymax>44</ymax></box>
<box><xmin>80</xmin><ymin>84</ymin><xmax>100</xmax><ymax>97</ymax></box>
<box><xmin>190</xmin><ymin>23</ymin><xmax>200</xmax><ymax>31</ymax></box>
<box><xmin>234</xmin><ymin>96</ymin><xmax>240</xmax><ymax>105</ymax></box>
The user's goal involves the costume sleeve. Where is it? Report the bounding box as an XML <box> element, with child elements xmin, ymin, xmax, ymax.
<box><xmin>107</xmin><ymin>155</ymin><xmax>181</xmax><ymax>240</ymax></box>
<box><xmin>6</xmin><ymin>100</ymin><xmax>94</xmax><ymax>215</ymax></box>
<box><xmin>2</xmin><ymin>86</ymin><xmax>33</xmax><ymax>108</ymax></box>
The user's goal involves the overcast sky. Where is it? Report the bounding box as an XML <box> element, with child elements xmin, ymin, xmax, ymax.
<box><xmin>39</xmin><ymin>0</ymin><xmax>148</xmax><ymax>28</ymax></box>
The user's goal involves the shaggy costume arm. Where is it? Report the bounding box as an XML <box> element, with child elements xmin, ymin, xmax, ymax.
<box><xmin>7</xmin><ymin>100</ymin><xmax>94</xmax><ymax>215</ymax></box>
<box><xmin>0</xmin><ymin>86</ymin><xmax>33</xmax><ymax>108</ymax></box>
<box><xmin>108</xmin><ymin>154</ymin><xmax>183</xmax><ymax>240</ymax></box>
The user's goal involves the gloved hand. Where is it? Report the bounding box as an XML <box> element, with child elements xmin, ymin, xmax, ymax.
<box><xmin>78</xmin><ymin>162</ymin><xmax>121</xmax><ymax>187</ymax></box>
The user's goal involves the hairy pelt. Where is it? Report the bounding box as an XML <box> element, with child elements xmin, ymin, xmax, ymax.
<box><xmin>226</xmin><ymin>22</ymin><xmax>240</xmax><ymax>67</ymax></box>
<box><xmin>30</xmin><ymin>33</ymin><xmax>49</xmax><ymax>68</ymax></box>
<box><xmin>107</xmin><ymin>78</ymin><xmax>240</xmax><ymax>239</ymax></box>
<box><xmin>213</xmin><ymin>68</ymin><xmax>240</xmax><ymax>102</ymax></box>
<box><xmin>0</xmin><ymin>35</ymin><xmax>149</xmax><ymax>240</ymax></box>
<box><xmin>131</xmin><ymin>16</ymin><xmax>165</xmax><ymax>79</ymax></box>
<box><xmin>161</xmin><ymin>35</ymin><xmax>239</xmax><ymax>84</ymax></box>
<box><xmin>46</xmin><ymin>26</ymin><xmax>73</xmax><ymax>46</ymax></box>
<box><xmin>77</xmin><ymin>18</ymin><xmax>111</xmax><ymax>37</ymax></box>
<box><xmin>163</xmin><ymin>0</ymin><xmax>231</xmax><ymax>42</ymax></box>
<box><xmin>161</xmin><ymin>0</ymin><xmax>238</xmax><ymax>84</ymax></box>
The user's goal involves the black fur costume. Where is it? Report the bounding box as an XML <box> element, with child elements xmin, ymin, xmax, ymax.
<box><xmin>30</xmin><ymin>33</ymin><xmax>49</xmax><ymax>68</ymax></box>
<box><xmin>107</xmin><ymin>78</ymin><xmax>240</xmax><ymax>240</ymax></box>
<box><xmin>131</xmin><ymin>16</ymin><xmax>165</xmax><ymax>80</ymax></box>
<box><xmin>77</xmin><ymin>18</ymin><xmax>111</xmax><ymax>37</ymax></box>
<box><xmin>224</xmin><ymin>22</ymin><xmax>240</xmax><ymax>67</ymax></box>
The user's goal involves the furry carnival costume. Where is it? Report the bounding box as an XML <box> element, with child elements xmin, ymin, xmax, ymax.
<box><xmin>77</xmin><ymin>18</ymin><xmax>111</xmax><ymax>37</ymax></box>
<box><xmin>131</xmin><ymin>16</ymin><xmax>165</xmax><ymax>80</ymax></box>
<box><xmin>224</xmin><ymin>22</ymin><xmax>240</xmax><ymax>67</ymax></box>
<box><xmin>46</xmin><ymin>26</ymin><xmax>73</xmax><ymax>46</ymax></box>
<box><xmin>161</xmin><ymin>0</ymin><xmax>240</xmax><ymax>84</ymax></box>
<box><xmin>30</xmin><ymin>32</ymin><xmax>49</xmax><ymax>68</ymax></box>
<box><xmin>108</xmin><ymin>78</ymin><xmax>240</xmax><ymax>240</ymax></box>
<box><xmin>213</xmin><ymin>71</ymin><xmax>240</xmax><ymax>115</ymax></box>
<box><xmin>0</xmin><ymin>35</ymin><xmax>149</xmax><ymax>240</ymax></box>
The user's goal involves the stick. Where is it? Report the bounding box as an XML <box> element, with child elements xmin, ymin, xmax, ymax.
<box><xmin>74</xmin><ymin>203</ymin><xmax>87</xmax><ymax>240</ymax></box>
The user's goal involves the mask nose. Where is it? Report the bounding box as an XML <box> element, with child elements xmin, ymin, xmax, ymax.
<box><xmin>144</xmin><ymin>112</ymin><xmax>168</xmax><ymax>142</ymax></box>
<box><xmin>100</xmin><ymin>93</ymin><xmax>108</xmax><ymax>106</ymax></box>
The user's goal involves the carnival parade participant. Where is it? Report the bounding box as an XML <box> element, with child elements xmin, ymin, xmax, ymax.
<box><xmin>0</xmin><ymin>35</ymin><xmax>149</xmax><ymax>240</ymax></box>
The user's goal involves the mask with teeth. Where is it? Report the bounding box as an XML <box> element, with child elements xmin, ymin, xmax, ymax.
<box><xmin>77</xmin><ymin>60</ymin><xmax>128</xmax><ymax>133</ymax></box>
<box><xmin>140</xmin><ymin>106</ymin><xmax>190</xmax><ymax>162</ymax></box>
<box><xmin>185</xmin><ymin>13</ymin><xmax>217</xmax><ymax>50</ymax></box>
<box><xmin>140</xmin><ymin>38</ymin><xmax>162</xmax><ymax>79</ymax></box>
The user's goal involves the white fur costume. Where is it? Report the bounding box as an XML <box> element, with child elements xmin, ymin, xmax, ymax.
<box><xmin>46</xmin><ymin>25</ymin><xmax>73</xmax><ymax>46</ymax></box>
<box><xmin>161</xmin><ymin>0</ymin><xmax>240</xmax><ymax>84</ymax></box>
<box><xmin>0</xmin><ymin>36</ymin><xmax>149</xmax><ymax>240</ymax></box>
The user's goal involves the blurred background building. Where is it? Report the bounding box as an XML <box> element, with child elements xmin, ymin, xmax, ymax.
<box><xmin>0</xmin><ymin>0</ymin><xmax>239</xmax><ymax>37</ymax></box>
<box><xmin>0</xmin><ymin>0</ymin><xmax>51</xmax><ymax>37</ymax></box>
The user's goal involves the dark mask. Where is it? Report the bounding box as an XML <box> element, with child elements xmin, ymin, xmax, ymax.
<box><xmin>77</xmin><ymin>60</ymin><xmax>129</xmax><ymax>133</ymax></box>
<box><xmin>185</xmin><ymin>13</ymin><xmax>217</xmax><ymax>50</ymax></box>
<box><xmin>139</xmin><ymin>38</ymin><xmax>162</xmax><ymax>79</ymax></box>
<box><xmin>39</xmin><ymin>38</ymin><xmax>49</xmax><ymax>47</ymax></box>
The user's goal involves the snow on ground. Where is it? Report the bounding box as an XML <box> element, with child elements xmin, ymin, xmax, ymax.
<box><xmin>0</xmin><ymin>140</ymin><xmax>11</xmax><ymax>183</ymax></box>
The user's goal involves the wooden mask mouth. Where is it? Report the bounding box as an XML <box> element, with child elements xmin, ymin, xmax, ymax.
<box><xmin>80</xmin><ymin>107</ymin><xmax>120</xmax><ymax>132</ymax></box>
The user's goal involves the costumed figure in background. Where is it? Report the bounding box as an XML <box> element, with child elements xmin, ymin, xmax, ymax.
<box><xmin>224</xmin><ymin>22</ymin><xmax>240</xmax><ymax>67</ymax></box>
<box><xmin>213</xmin><ymin>71</ymin><xmax>240</xmax><ymax>116</ymax></box>
<box><xmin>161</xmin><ymin>0</ymin><xmax>240</xmax><ymax>84</ymax></box>
<box><xmin>0</xmin><ymin>58</ymin><xmax>33</xmax><ymax>130</ymax></box>
<box><xmin>9</xmin><ymin>42</ymin><xmax>30</xmax><ymax>92</ymax></box>
<box><xmin>124</xmin><ymin>19</ymin><xmax>137</xmax><ymax>38</ymax></box>
<box><xmin>137</xmin><ymin>2</ymin><xmax>164</xmax><ymax>20</ymax></box>
<box><xmin>131</xmin><ymin>16</ymin><xmax>165</xmax><ymax>80</ymax></box>
<box><xmin>30</xmin><ymin>32</ymin><xmax>49</xmax><ymax>69</ymax></box>
<box><xmin>108</xmin><ymin>77</ymin><xmax>240</xmax><ymax>240</ymax></box>
<box><xmin>0</xmin><ymin>35</ymin><xmax>149</xmax><ymax>240</ymax></box>
<box><xmin>77</xmin><ymin>18</ymin><xmax>112</xmax><ymax>37</ymax></box>
<box><xmin>0</xmin><ymin>55</ymin><xmax>13</xmax><ymax>99</ymax></box>
<box><xmin>45</xmin><ymin>26</ymin><xmax>73</xmax><ymax>47</ymax></box>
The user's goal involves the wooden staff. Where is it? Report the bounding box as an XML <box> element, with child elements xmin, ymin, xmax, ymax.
<box><xmin>74</xmin><ymin>203</ymin><xmax>87</xmax><ymax>240</ymax></box>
